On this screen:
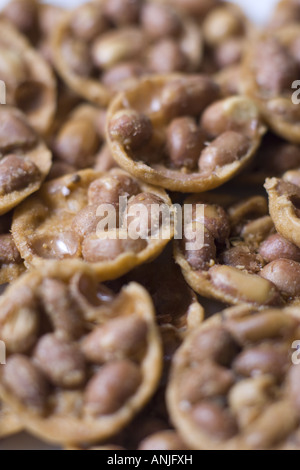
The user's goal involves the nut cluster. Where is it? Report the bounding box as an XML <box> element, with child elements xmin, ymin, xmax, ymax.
<box><xmin>176</xmin><ymin>194</ymin><xmax>300</xmax><ymax>306</ymax></box>
<box><xmin>1</xmin><ymin>0</ymin><xmax>300</xmax><ymax>451</ymax></box>
<box><xmin>12</xmin><ymin>168</ymin><xmax>173</xmax><ymax>278</ymax></box>
<box><xmin>107</xmin><ymin>76</ymin><xmax>265</xmax><ymax>192</ymax></box>
<box><xmin>0</xmin><ymin>266</ymin><xmax>162</xmax><ymax>444</ymax></box>
<box><xmin>167</xmin><ymin>306</ymin><xmax>300</xmax><ymax>450</ymax></box>
<box><xmin>52</xmin><ymin>0</ymin><xmax>203</xmax><ymax>106</ymax></box>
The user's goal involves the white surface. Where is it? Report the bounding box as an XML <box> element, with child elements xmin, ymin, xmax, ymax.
<box><xmin>231</xmin><ymin>0</ymin><xmax>278</xmax><ymax>24</ymax></box>
<box><xmin>0</xmin><ymin>0</ymin><xmax>279</xmax><ymax>23</ymax></box>
<box><xmin>0</xmin><ymin>0</ymin><xmax>280</xmax><ymax>452</ymax></box>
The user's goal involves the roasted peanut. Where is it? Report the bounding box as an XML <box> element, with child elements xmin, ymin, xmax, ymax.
<box><xmin>191</xmin><ymin>401</ymin><xmax>237</xmax><ymax>440</ymax></box>
<box><xmin>189</xmin><ymin>326</ymin><xmax>239</xmax><ymax>367</ymax></box>
<box><xmin>2</xmin><ymin>0</ymin><xmax>37</xmax><ymax>35</ymax></box>
<box><xmin>82</xmin><ymin>315</ymin><xmax>148</xmax><ymax>363</ymax></box>
<box><xmin>259</xmin><ymin>234</ymin><xmax>300</xmax><ymax>263</ymax></box>
<box><xmin>141</xmin><ymin>3</ymin><xmax>181</xmax><ymax>39</ymax></box>
<box><xmin>179</xmin><ymin>361</ymin><xmax>234</xmax><ymax>403</ymax></box>
<box><xmin>84</xmin><ymin>359</ymin><xmax>141</xmax><ymax>416</ymax></box>
<box><xmin>62</xmin><ymin>38</ymin><xmax>93</xmax><ymax>77</ymax></box>
<box><xmin>71</xmin><ymin>4</ymin><xmax>107</xmax><ymax>42</ymax></box>
<box><xmin>203</xmin><ymin>6</ymin><xmax>244</xmax><ymax>46</ymax></box>
<box><xmin>71</xmin><ymin>204</ymin><xmax>104</xmax><ymax>241</ymax></box>
<box><xmin>127</xmin><ymin>192</ymin><xmax>165</xmax><ymax>238</ymax></box>
<box><xmin>1</xmin><ymin>301</ymin><xmax>38</xmax><ymax>354</ymax></box>
<box><xmin>254</xmin><ymin>38</ymin><xmax>299</xmax><ymax>95</ymax></box>
<box><xmin>199</xmin><ymin>131</ymin><xmax>250</xmax><ymax>173</ymax></box>
<box><xmin>0</xmin><ymin>155</ymin><xmax>41</xmax><ymax>195</ymax></box>
<box><xmin>82</xmin><ymin>233</ymin><xmax>147</xmax><ymax>263</ymax></box>
<box><xmin>200</xmin><ymin>98</ymin><xmax>258</xmax><ymax>139</ymax></box>
<box><xmin>221</xmin><ymin>246</ymin><xmax>263</xmax><ymax>274</ymax></box>
<box><xmin>166</xmin><ymin>117</ymin><xmax>205</xmax><ymax>169</ymax></box>
<box><xmin>3</xmin><ymin>355</ymin><xmax>48</xmax><ymax>413</ymax></box>
<box><xmin>147</xmin><ymin>39</ymin><xmax>187</xmax><ymax>74</ymax></box>
<box><xmin>201</xmin><ymin>100</ymin><xmax>228</xmax><ymax>139</ymax></box>
<box><xmin>103</xmin><ymin>0</ymin><xmax>141</xmax><ymax>26</ymax></box>
<box><xmin>102</xmin><ymin>62</ymin><xmax>146</xmax><ymax>91</ymax></box>
<box><xmin>190</xmin><ymin>204</ymin><xmax>230</xmax><ymax>243</ymax></box>
<box><xmin>260</xmin><ymin>259</ymin><xmax>300</xmax><ymax>297</ymax></box>
<box><xmin>0</xmin><ymin>110</ymin><xmax>37</xmax><ymax>152</ymax></box>
<box><xmin>233</xmin><ymin>344</ymin><xmax>289</xmax><ymax>380</ymax></box>
<box><xmin>39</xmin><ymin>278</ymin><xmax>84</xmax><ymax>340</ymax></box>
<box><xmin>88</xmin><ymin>174</ymin><xmax>140</xmax><ymax>206</ymax></box>
<box><xmin>0</xmin><ymin>234</ymin><xmax>21</xmax><ymax>264</ymax></box>
<box><xmin>108</xmin><ymin>110</ymin><xmax>153</xmax><ymax>151</ymax></box>
<box><xmin>215</xmin><ymin>37</ymin><xmax>244</xmax><ymax>69</ymax></box>
<box><xmin>229</xmin><ymin>376</ymin><xmax>275</xmax><ymax>428</ymax></box>
<box><xmin>91</xmin><ymin>28</ymin><xmax>146</xmax><ymax>70</ymax></box>
<box><xmin>210</xmin><ymin>265</ymin><xmax>281</xmax><ymax>306</ymax></box>
<box><xmin>34</xmin><ymin>334</ymin><xmax>86</xmax><ymax>389</ymax></box>
<box><xmin>161</xmin><ymin>76</ymin><xmax>220</xmax><ymax>119</ymax></box>
<box><xmin>226</xmin><ymin>310</ymin><xmax>297</xmax><ymax>344</ymax></box>
<box><xmin>138</xmin><ymin>431</ymin><xmax>188</xmax><ymax>451</ymax></box>
<box><xmin>54</xmin><ymin>119</ymin><xmax>100</xmax><ymax>169</ymax></box>
<box><xmin>182</xmin><ymin>223</ymin><xmax>216</xmax><ymax>271</ymax></box>
<box><xmin>30</xmin><ymin>232</ymin><xmax>80</xmax><ymax>260</ymax></box>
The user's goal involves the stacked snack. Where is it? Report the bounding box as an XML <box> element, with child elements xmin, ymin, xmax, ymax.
<box><xmin>106</xmin><ymin>75</ymin><xmax>265</xmax><ymax>192</ymax></box>
<box><xmin>167</xmin><ymin>305</ymin><xmax>300</xmax><ymax>450</ymax></box>
<box><xmin>0</xmin><ymin>265</ymin><xmax>162</xmax><ymax>444</ymax></box>
<box><xmin>52</xmin><ymin>0</ymin><xmax>203</xmax><ymax>105</ymax></box>
<box><xmin>0</xmin><ymin>0</ymin><xmax>300</xmax><ymax>451</ymax></box>
<box><xmin>0</xmin><ymin>18</ymin><xmax>56</xmax><ymax>134</ymax></box>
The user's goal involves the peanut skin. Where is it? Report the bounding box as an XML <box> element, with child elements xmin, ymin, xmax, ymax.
<box><xmin>3</xmin><ymin>355</ymin><xmax>48</xmax><ymax>413</ymax></box>
<box><xmin>84</xmin><ymin>359</ymin><xmax>142</xmax><ymax>416</ymax></box>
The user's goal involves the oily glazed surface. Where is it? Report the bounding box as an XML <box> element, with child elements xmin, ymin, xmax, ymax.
<box><xmin>242</xmin><ymin>25</ymin><xmax>300</xmax><ymax>144</ymax></box>
<box><xmin>12</xmin><ymin>168</ymin><xmax>174</xmax><ymax>279</ymax></box>
<box><xmin>0</xmin><ymin>264</ymin><xmax>162</xmax><ymax>445</ymax></box>
<box><xmin>174</xmin><ymin>193</ymin><xmax>300</xmax><ymax>306</ymax></box>
<box><xmin>0</xmin><ymin>18</ymin><xmax>56</xmax><ymax>135</ymax></box>
<box><xmin>52</xmin><ymin>0</ymin><xmax>203</xmax><ymax>106</ymax></box>
<box><xmin>0</xmin><ymin>106</ymin><xmax>52</xmax><ymax>216</ymax></box>
<box><xmin>167</xmin><ymin>305</ymin><xmax>300</xmax><ymax>450</ymax></box>
<box><xmin>107</xmin><ymin>74</ymin><xmax>265</xmax><ymax>192</ymax></box>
